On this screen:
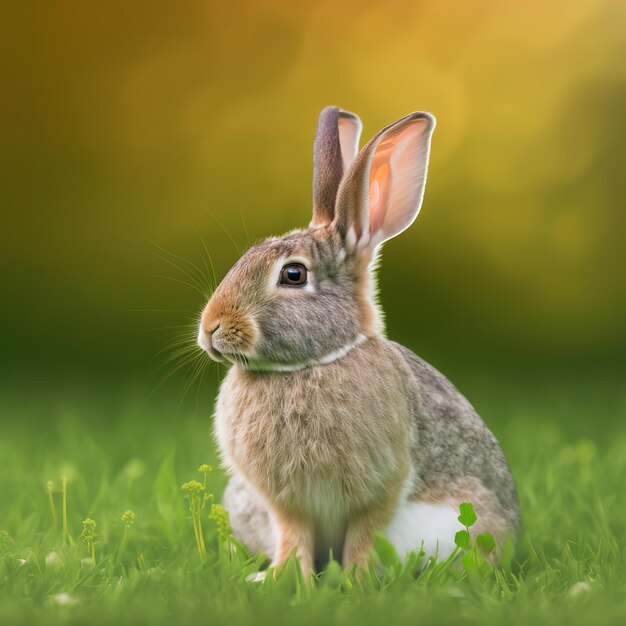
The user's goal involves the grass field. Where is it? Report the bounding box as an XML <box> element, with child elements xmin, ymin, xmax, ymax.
<box><xmin>0</xmin><ymin>372</ymin><xmax>625</xmax><ymax>625</ymax></box>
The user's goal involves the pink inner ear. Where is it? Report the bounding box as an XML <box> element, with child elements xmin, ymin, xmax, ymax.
<box><xmin>369</xmin><ymin>162</ymin><xmax>390</xmax><ymax>234</ymax></box>
<box><xmin>370</xmin><ymin>179</ymin><xmax>380</xmax><ymax>210</ymax></box>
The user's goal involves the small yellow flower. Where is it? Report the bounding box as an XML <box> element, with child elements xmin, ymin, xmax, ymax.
<box><xmin>80</xmin><ymin>518</ymin><xmax>97</xmax><ymax>561</ymax></box>
<box><xmin>80</xmin><ymin>519</ymin><xmax>97</xmax><ymax>545</ymax></box>
<box><xmin>181</xmin><ymin>480</ymin><xmax>204</xmax><ymax>498</ymax></box>
<box><xmin>121</xmin><ymin>510</ymin><xmax>136</xmax><ymax>528</ymax></box>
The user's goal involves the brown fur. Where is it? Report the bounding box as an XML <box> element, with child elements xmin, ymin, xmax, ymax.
<box><xmin>214</xmin><ymin>338</ymin><xmax>413</xmax><ymax>573</ymax></box>
<box><xmin>200</xmin><ymin>108</ymin><xmax>519</xmax><ymax>575</ymax></box>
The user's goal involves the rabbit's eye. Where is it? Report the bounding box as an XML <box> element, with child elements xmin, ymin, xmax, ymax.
<box><xmin>279</xmin><ymin>263</ymin><xmax>307</xmax><ymax>287</ymax></box>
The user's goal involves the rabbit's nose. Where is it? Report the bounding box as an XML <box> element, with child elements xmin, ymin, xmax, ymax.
<box><xmin>197</xmin><ymin>322</ymin><xmax>225</xmax><ymax>361</ymax></box>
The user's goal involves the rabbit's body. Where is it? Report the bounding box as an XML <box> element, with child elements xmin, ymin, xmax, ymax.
<box><xmin>219</xmin><ymin>338</ymin><xmax>518</xmax><ymax>567</ymax></box>
<box><xmin>199</xmin><ymin>107</ymin><xmax>519</xmax><ymax>574</ymax></box>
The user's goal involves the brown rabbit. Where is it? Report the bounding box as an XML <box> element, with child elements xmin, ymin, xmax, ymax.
<box><xmin>198</xmin><ymin>107</ymin><xmax>519</xmax><ymax>576</ymax></box>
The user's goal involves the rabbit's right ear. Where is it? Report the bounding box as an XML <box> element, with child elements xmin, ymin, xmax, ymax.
<box><xmin>311</xmin><ymin>106</ymin><xmax>363</xmax><ymax>228</ymax></box>
<box><xmin>334</xmin><ymin>112</ymin><xmax>435</xmax><ymax>250</ymax></box>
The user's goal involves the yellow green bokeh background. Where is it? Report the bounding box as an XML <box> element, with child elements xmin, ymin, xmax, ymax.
<box><xmin>1</xmin><ymin>0</ymin><xmax>625</xmax><ymax>380</ymax></box>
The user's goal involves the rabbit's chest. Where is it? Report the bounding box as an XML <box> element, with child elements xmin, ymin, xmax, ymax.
<box><xmin>214</xmin><ymin>356</ymin><xmax>412</xmax><ymax>515</ymax></box>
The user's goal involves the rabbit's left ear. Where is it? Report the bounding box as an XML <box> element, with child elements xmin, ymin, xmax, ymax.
<box><xmin>311</xmin><ymin>106</ymin><xmax>362</xmax><ymax>227</ymax></box>
<box><xmin>334</xmin><ymin>112</ymin><xmax>435</xmax><ymax>249</ymax></box>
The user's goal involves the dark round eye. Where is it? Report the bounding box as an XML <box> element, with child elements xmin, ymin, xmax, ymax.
<box><xmin>279</xmin><ymin>263</ymin><xmax>307</xmax><ymax>286</ymax></box>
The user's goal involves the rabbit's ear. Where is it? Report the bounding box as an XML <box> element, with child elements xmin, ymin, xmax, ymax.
<box><xmin>334</xmin><ymin>112</ymin><xmax>435</xmax><ymax>249</ymax></box>
<box><xmin>311</xmin><ymin>106</ymin><xmax>363</xmax><ymax>227</ymax></box>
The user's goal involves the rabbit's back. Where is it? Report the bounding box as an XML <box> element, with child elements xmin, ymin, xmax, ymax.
<box><xmin>390</xmin><ymin>342</ymin><xmax>520</xmax><ymax>532</ymax></box>
<box><xmin>220</xmin><ymin>339</ymin><xmax>520</xmax><ymax>562</ymax></box>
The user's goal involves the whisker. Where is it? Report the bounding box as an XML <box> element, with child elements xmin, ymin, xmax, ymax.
<box><xmin>179</xmin><ymin>353</ymin><xmax>209</xmax><ymax>407</ymax></box>
<box><xmin>152</xmin><ymin>274</ymin><xmax>209</xmax><ymax>299</ymax></box>
<box><xmin>152</xmin><ymin>342</ymin><xmax>198</xmax><ymax>365</ymax></box>
<box><xmin>194</xmin><ymin>354</ymin><xmax>210</xmax><ymax>405</ymax></box>
<box><xmin>146</xmin><ymin>230</ymin><xmax>224</xmax><ymax>403</ymax></box>
<box><xmin>153</xmin><ymin>243</ymin><xmax>212</xmax><ymax>297</ymax></box>
<box><xmin>137</xmin><ymin>319</ymin><xmax>199</xmax><ymax>334</ymax></box>
<box><xmin>128</xmin><ymin>308</ymin><xmax>197</xmax><ymax>316</ymax></box>
<box><xmin>152</xmin><ymin>242</ymin><xmax>214</xmax><ymax>296</ymax></box>
<box><xmin>149</xmin><ymin>349</ymin><xmax>205</xmax><ymax>398</ymax></box>
<box><xmin>154</xmin><ymin>328</ymin><xmax>198</xmax><ymax>344</ymax></box>
<box><xmin>202</xmin><ymin>204</ymin><xmax>242</xmax><ymax>257</ymax></box>
<box><xmin>154</xmin><ymin>344</ymin><xmax>202</xmax><ymax>370</ymax></box>
<box><xmin>238</xmin><ymin>210</ymin><xmax>252</xmax><ymax>248</ymax></box>
<box><xmin>191</xmin><ymin>226</ymin><xmax>218</xmax><ymax>293</ymax></box>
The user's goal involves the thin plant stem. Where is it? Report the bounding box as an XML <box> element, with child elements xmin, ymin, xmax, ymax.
<box><xmin>119</xmin><ymin>527</ymin><xmax>128</xmax><ymax>563</ymax></box>
<box><xmin>190</xmin><ymin>504</ymin><xmax>203</xmax><ymax>561</ymax></box>
<box><xmin>196</xmin><ymin>508</ymin><xmax>206</xmax><ymax>557</ymax></box>
<box><xmin>46</xmin><ymin>482</ymin><xmax>57</xmax><ymax>531</ymax></box>
<box><xmin>62</xmin><ymin>477</ymin><xmax>67</xmax><ymax>547</ymax></box>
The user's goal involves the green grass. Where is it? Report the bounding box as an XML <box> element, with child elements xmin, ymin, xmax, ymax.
<box><xmin>0</xmin><ymin>375</ymin><xmax>625</xmax><ymax>626</ymax></box>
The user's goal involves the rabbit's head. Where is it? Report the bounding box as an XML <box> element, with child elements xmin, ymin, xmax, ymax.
<box><xmin>198</xmin><ymin>107</ymin><xmax>435</xmax><ymax>370</ymax></box>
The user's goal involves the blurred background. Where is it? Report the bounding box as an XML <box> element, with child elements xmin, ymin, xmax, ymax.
<box><xmin>0</xmin><ymin>0</ymin><xmax>624</xmax><ymax>425</ymax></box>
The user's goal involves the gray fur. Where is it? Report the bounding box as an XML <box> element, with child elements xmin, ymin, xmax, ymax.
<box><xmin>205</xmin><ymin>227</ymin><xmax>364</xmax><ymax>367</ymax></box>
<box><xmin>199</xmin><ymin>107</ymin><xmax>519</xmax><ymax>568</ymax></box>
<box><xmin>391</xmin><ymin>343</ymin><xmax>520</xmax><ymax>531</ymax></box>
<box><xmin>222</xmin><ymin>472</ymin><xmax>275</xmax><ymax>556</ymax></box>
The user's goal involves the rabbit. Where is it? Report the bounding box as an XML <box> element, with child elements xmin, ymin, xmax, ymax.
<box><xmin>198</xmin><ymin>106</ymin><xmax>519</xmax><ymax>575</ymax></box>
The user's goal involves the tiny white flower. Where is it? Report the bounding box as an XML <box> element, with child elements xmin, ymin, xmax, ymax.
<box><xmin>53</xmin><ymin>592</ymin><xmax>78</xmax><ymax>606</ymax></box>
<box><xmin>45</xmin><ymin>551</ymin><xmax>62</xmax><ymax>569</ymax></box>
<box><xmin>568</xmin><ymin>581</ymin><xmax>591</xmax><ymax>597</ymax></box>
<box><xmin>246</xmin><ymin>571</ymin><xmax>267</xmax><ymax>583</ymax></box>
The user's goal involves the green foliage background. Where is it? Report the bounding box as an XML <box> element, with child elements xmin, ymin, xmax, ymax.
<box><xmin>1</xmin><ymin>0</ymin><xmax>626</xmax><ymax>376</ymax></box>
